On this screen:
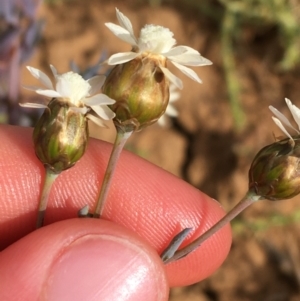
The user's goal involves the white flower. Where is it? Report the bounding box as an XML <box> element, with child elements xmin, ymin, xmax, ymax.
<box><xmin>105</xmin><ymin>8</ymin><xmax>212</xmax><ymax>90</ymax></box>
<box><xmin>269</xmin><ymin>98</ymin><xmax>300</xmax><ymax>140</ymax></box>
<box><xmin>158</xmin><ymin>84</ymin><xmax>179</xmax><ymax>126</ymax></box>
<box><xmin>20</xmin><ymin>65</ymin><xmax>116</xmax><ymax>127</ymax></box>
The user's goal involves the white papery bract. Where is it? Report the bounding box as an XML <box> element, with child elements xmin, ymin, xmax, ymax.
<box><xmin>269</xmin><ymin>98</ymin><xmax>300</xmax><ymax>141</ymax></box>
<box><xmin>20</xmin><ymin>65</ymin><xmax>116</xmax><ymax>127</ymax></box>
<box><xmin>105</xmin><ymin>8</ymin><xmax>212</xmax><ymax>89</ymax></box>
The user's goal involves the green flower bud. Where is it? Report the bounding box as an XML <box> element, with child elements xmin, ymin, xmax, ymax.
<box><xmin>248</xmin><ymin>137</ymin><xmax>300</xmax><ymax>200</ymax></box>
<box><xmin>33</xmin><ymin>98</ymin><xmax>88</xmax><ymax>173</ymax></box>
<box><xmin>102</xmin><ymin>53</ymin><xmax>170</xmax><ymax>131</ymax></box>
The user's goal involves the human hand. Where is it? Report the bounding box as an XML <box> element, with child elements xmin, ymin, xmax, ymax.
<box><xmin>0</xmin><ymin>125</ymin><xmax>231</xmax><ymax>301</ymax></box>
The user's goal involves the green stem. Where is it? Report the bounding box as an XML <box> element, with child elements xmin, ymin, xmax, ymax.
<box><xmin>164</xmin><ymin>191</ymin><xmax>261</xmax><ymax>264</ymax></box>
<box><xmin>93</xmin><ymin>127</ymin><xmax>133</xmax><ymax>218</ymax></box>
<box><xmin>36</xmin><ymin>168</ymin><xmax>59</xmax><ymax>229</ymax></box>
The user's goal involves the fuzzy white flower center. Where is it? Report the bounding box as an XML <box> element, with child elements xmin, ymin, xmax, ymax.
<box><xmin>56</xmin><ymin>72</ymin><xmax>91</xmax><ymax>105</ymax></box>
<box><xmin>138</xmin><ymin>24</ymin><xmax>176</xmax><ymax>54</ymax></box>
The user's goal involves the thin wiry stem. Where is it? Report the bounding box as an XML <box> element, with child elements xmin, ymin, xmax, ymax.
<box><xmin>163</xmin><ymin>191</ymin><xmax>261</xmax><ymax>264</ymax></box>
<box><xmin>93</xmin><ymin>127</ymin><xmax>133</xmax><ymax>218</ymax></box>
<box><xmin>36</xmin><ymin>168</ymin><xmax>59</xmax><ymax>229</ymax></box>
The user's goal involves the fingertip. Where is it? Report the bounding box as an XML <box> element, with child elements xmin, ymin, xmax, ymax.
<box><xmin>0</xmin><ymin>219</ymin><xmax>169</xmax><ymax>301</ymax></box>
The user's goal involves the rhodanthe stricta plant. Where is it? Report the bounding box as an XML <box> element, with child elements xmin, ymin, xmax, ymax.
<box><xmin>21</xmin><ymin>65</ymin><xmax>116</xmax><ymax>127</ymax></box>
<box><xmin>104</xmin><ymin>8</ymin><xmax>212</xmax><ymax>89</ymax></box>
<box><xmin>18</xmin><ymin>8</ymin><xmax>300</xmax><ymax>269</ymax></box>
<box><xmin>102</xmin><ymin>8</ymin><xmax>212</xmax><ymax>132</ymax></box>
<box><xmin>162</xmin><ymin>98</ymin><xmax>300</xmax><ymax>263</ymax></box>
<box><xmin>89</xmin><ymin>8</ymin><xmax>212</xmax><ymax>218</ymax></box>
<box><xmin>21</xmin><ymin>65</ymin><xmax>116</xmax><ymax>228</ymax></box>
<box><xmin>269</xmin><ymin>98</ymin><xmax>300</xmax><ymax>143</ymax></box>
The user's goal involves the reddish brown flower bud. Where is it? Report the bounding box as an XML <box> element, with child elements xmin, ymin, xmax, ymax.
<box><xmin>33</xmin><ymin>98</ymin><xmax>88</xmax><ymax>173</ymax></box>
<box><xmin>248</xmin><ymin>137</ymin><xmax>300</xmax><ymax>200</ymax></box>
<box><xmin>102</xmin><ymin>53</ymin><xmax>170</xmax><ymax>131</ymax></box>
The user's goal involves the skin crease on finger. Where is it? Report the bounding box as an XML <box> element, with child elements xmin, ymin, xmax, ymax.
<box><xmin>0</xmin><ymin>125</ymin><xmax>232</xmax><ymax>287</ymax></box>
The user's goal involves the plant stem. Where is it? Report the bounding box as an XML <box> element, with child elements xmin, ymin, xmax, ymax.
<box><xmin>163</xmin><ymin>191</ymin><xmax>261</xmax><ymax>264</ymax></box>
<box><xmin>93</xmin><ymin>127</ymin><xmax>133</xmax><ymax>218</ymax></box>
<box><xmin>36</xmin><ymin>168</ymin><xmax>59</xmax><ymax>229</ymax></box>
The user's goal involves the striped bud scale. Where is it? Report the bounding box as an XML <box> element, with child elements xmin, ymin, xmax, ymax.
<box><xmin>33</xmin><ymin>98</ymin><xmax>88</xmax><ymax>173</ymax></box>
<box><xmin>102</xmin><ymin>53</ymin><xmax>170</xmax><ymax>131</ymax></box>
<box><xmin>248</xmin><ymin>137</ymin><xmax>300</xmax><ymax>200</ymax></box>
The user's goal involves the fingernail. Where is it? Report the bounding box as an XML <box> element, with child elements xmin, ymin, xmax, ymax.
<box><xmin>41</xmin><ymin>234</ymin><xmax>167</xmax><ymax>301</ymax></box>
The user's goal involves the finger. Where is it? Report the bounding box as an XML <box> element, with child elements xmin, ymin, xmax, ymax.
<box><xmin>0</xmin><ymin>125</ymin><xmax>231</xmax><ymax>286</ymax></box>
<box><xmin>0</xmin><ymin>218</ymin><xmax>168</xmax><ymax>301</ymax></box>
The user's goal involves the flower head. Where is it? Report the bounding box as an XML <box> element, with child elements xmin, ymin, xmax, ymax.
<box><xmin>248</xmin><ymin>136</ymin><xmax>300</xmax><ymax>201</ymax></box>
<box><xmin>102</xmin><ymin>55</ymin><xmax>169</xmax><ymax>131</ymax></box>
<box><xmin>247</xmin><ymin>98</ymin><xmax>300</xmax><ymax>200</ymax></box>
<box><xmin>269</xmin><ymin>98</ymin><xmax>300</xmax><ymax>142</ymax></box>
<box><xmin>105</xmin><ymin>8</ymin><xmax>212</xmax><ymax>89</ymax></box>
<box><xmin>21</xmin><ymin>65</ymin><xmax>116</xmax><ymax>127</ymax></box>
<box><xmin>33</xmin><ymin>98</ymin><xmax>89</xmax><ymax>173</ymax></box>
